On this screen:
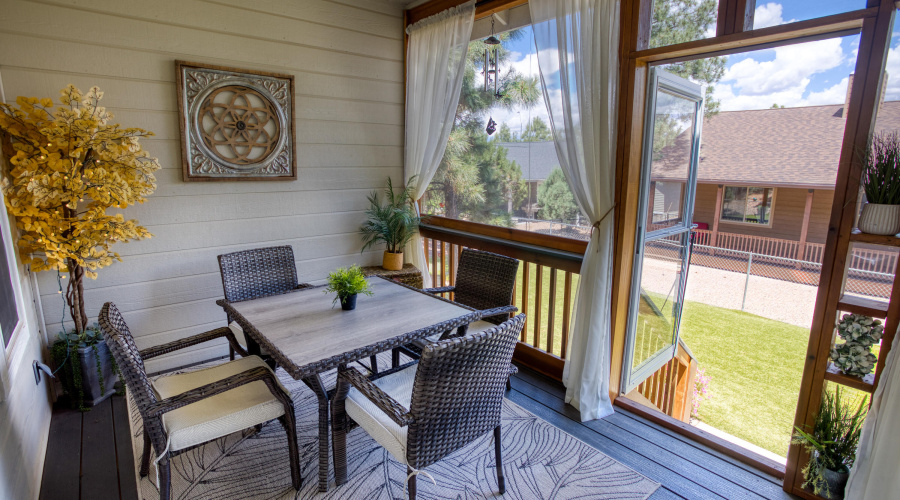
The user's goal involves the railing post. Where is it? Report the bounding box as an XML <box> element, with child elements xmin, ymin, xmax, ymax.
<box><xmin>742</xmin><ymin>252</ymin><xmax>753</xmax><ymax>311</ymax></box>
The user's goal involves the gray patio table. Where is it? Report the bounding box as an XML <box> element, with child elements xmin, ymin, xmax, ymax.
<box><xmin>217</xmin><ymin>276</ymin><xmax>500</xmax><ymax>492</ymax></box>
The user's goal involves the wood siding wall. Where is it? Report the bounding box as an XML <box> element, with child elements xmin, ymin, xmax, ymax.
<box><xmin>0</xmin><ymin>0</ymin><xmax>406</xmax><ymax>372</ymax></box>
<box><xmin>693</xmin><ymin>184</ymin><xmax>834</xmax><ymax>246</ymax></box>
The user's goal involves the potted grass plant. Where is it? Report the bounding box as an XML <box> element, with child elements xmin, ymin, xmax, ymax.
<box><xmin>858</xmin><ymin>132</ymin><xmax>900</xmax><ymax>235</ymax></box>
<box><xmin>360</xmin><ymin>177</ymin><xmax>420</xmax><ymax>271</ymax></box>
<box><xmin>792</xmin><ymin>387</ymin><xmax>868</xmax><ymax>500</ymax></box>
<box><xmin>325</xmin><ymin>265</ymin><xmax>373</xmax><ymax>310</ymax></box>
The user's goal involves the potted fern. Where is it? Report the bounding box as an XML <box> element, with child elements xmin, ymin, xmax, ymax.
<box><xmin>792</xmin><ymin>387</ymin><xmax>867</xmax><ymax>499</ymax></box>
<box><xmin>858</xmin><ymin>132</ymin><xmax>900</xmax><ymax>235</ymax></box>
<box><xmin>324</xmin><ymin>265</ymin><xmax>373</xmax><ymax>310</ymax></box>
<box><xmin>360</xmin><ymin>177</ymin><xmax>420</xmax><ymax>271</ymax></box>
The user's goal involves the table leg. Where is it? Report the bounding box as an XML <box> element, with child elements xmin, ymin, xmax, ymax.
<box><xmin>331</xmin><ymin>365</ymin><xmax>351</xmax><ymax>487</ymax></box>
<box><xmin>303</xmin><ymin>375</ymin><xmax>330</xmax><ymax>492</ymax></box>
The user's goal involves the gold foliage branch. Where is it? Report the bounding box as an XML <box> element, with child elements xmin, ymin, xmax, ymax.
<box><xmin>0</xmin><ymin>85</ymin><xmax>160</xmax><ymax>334</ymax></box>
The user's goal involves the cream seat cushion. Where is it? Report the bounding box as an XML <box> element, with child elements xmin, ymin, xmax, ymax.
<box><xmin>415</xmin><ymin>320</ymin><xmax>495</xmax><ymax>348</ymax></box>
<box><xmin>344</xmin><ymin>364</ymin><xmax>417</xmax><ymax>464</ymax></box>
<box><xmin>152</xmin><ymin>355</ymin><xmax>288</xmax><ymax>452</ymax></box>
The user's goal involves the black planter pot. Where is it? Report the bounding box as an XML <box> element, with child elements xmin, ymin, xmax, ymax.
<box><xmin>822</xmin><ymin>467</ymin><xmax>849</xmax><ymax>500</ymax></box>
<box><xmin>75</xmin><ymin>342</ymin><xmax>119</xmax><ymax>407</ymax></box>
<box><xmin>340</xmin><ymin>293</ymin><xmax>358</xmax><ymax>311</ymax></box>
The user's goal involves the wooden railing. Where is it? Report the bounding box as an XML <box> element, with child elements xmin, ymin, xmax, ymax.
<box><xmin>419</xmin><ymin>218</ymin><xmax>583</xmax><ymax>380</ymax></box>
<box><xmin>630</xmin><ymin>340</ymin><xmax>696</xmax><ymax>423</ymax></box>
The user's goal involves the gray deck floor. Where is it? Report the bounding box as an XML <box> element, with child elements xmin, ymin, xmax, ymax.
<box><xmin>38</xmin><ymin>364</ymin><xmax>795</xmax><ymax>500</ymax></box>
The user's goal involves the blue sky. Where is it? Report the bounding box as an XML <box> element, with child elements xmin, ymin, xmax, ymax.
<box><xmin>489</xmin><ymin>1</ymin><xmax>900</xmax><ymax>133</ymax></box>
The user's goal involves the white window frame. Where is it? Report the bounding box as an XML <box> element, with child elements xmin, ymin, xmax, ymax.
<box><xmin>720</xmin><ymin>185</ymin><xmax>776</xmax><ymax>227</ymax></box>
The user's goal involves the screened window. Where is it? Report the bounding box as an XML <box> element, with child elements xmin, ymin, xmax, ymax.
<box><xmin>423</xmin><ymin>23</ymin><xmax>588</xmax><ymax>241</ymax></box>
<box><xmin>721</xmin><ymin>186</ymin><xmax>774</xmax><ymax>225</ymax></box>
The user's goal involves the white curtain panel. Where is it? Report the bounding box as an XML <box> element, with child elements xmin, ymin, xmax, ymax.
<box><xmin>529</xmin><ymin>0</ymin><xmax>619</xmax><ymax>421</ymax></box>
<box><xmin>403</xmin><ymin>0</ymin><xmax>476</xmax><ymax>288</ymax></box>
<box><xmin>845</xmin><ymin>336</ymin><xmax>900</xmax><ymax>499</ymax></box>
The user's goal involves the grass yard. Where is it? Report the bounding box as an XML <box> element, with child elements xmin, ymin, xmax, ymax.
<box><xmin>679</xmin><ymin>302</ymin><xmax>808</xmax><ymax>457</ymax></box>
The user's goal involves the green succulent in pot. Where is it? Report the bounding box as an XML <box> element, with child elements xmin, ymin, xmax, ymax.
<box><xmin>792</xmin><ymin>386</ymin><xmax>867</xmax><ymax>499</ymax></box>
<box><xmin>324</xmin><ymin>265</ymin><xmax>373</xmax><ymax>311</ymax></box>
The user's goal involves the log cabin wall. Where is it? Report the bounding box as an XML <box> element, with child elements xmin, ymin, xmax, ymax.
<box><xmin>0</xmin><ymin>0</ymin><xmax>406</xmax><ymax>372</ymax></box>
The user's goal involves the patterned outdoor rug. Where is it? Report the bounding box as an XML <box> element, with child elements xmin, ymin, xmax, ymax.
<box><xmin>128</xmin><ymin>356</ymin><xmax>660</xmax><ymax>499</ymax></box>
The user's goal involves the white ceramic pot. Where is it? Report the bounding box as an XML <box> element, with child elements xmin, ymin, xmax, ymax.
<box><xmin>858</xmin><ymin>202</ymin><xmax>900</xmax><ymax>235</ymax></box>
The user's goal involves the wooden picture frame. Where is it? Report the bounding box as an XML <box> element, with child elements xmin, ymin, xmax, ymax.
<box><xmin>175</xmin><ymin>60</ymin><xmax>297</xmax><ymax>181</ymax></box>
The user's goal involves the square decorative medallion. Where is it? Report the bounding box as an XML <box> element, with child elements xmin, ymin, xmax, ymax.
<box><xmin>176</xmin><ymin>61</ymin><xmax>296</xmax><ymax>181</ymax></box>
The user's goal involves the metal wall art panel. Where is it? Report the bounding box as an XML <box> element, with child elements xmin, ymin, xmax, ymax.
<box><xmin>176</xmin><ymin>61</ymin><xmax>296</xmax><ymax>181</ymax></box>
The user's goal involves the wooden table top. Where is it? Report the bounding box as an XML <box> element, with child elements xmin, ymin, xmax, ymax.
<box><xmin>222</xmin><ymin>277</ymin><xmax>475</xmax><ymax>379</ymax></box>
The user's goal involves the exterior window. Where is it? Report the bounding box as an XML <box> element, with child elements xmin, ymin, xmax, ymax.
<box><xmin>721</xmin><ymin>186</ymin><xmax>774</xmax><ymax>225</ymax></box>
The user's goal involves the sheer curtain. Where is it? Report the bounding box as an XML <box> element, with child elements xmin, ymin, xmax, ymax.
<box><xmin>403</xmin><ymin>1</ymin><xmax>475</xmax><ymax>288</ymax></box>
<box><xmin>845</xmin><ymin>337</ymin><xmax>900</xmax><ymax>499</ymax></box>
<box><xmin>529</xmin><ymin>0</ymin><xmax>619</xmax><ymax>421</ymax></box>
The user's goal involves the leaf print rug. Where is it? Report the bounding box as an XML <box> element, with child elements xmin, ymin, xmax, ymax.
<box><xmin>128</xmin><ymin>356</ymin><xmax>660</xmax><ymax>499</ymax></box>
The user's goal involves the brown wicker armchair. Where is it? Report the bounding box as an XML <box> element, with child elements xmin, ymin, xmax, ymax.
<box><xmin>393</xmin><ymin>248</ymin><xmax>519</xmax><ymax>368</ymax></box>
<box><xmin>331</xmin><ymin>314</ymin><xmax>526</xmax><ymax>499</ymax></box>
<box><xmin>217</xmin><ymin>245</ymin><xmax>313</xmax><ymax>361</ymax></box>
<box><xmin>98</xmin><ymin>302</ymin><xmax>301</xmax><ymax>500</ymax></box>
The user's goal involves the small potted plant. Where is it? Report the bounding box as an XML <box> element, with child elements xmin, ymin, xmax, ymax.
<box><xmin>831</xmin><ymin>313</ymin><xmax>883</xmax><ymax>378</ymax></box>
<box><xmin>325</xmin><ymin>265</ymin><xmax>373</xmax><ymax>310</ymax></box>
<box><xmin>792</xmin><ymin>387</ymin><xmax>867</xmax><ymax>500</ymax></box>
<box><xmin>857</xmin><ymin>132</ymin><xmax>900</xmax><ymax>235</ymax></box>
<box><xmin>50</xmin><ymin>324</ymin><xmax>120</xmax><ymax>410</ymax></box>
<box><xmin>360</xmin><ymin>177</ymin><xmax>420</xmax><ymax>271</ymax></box>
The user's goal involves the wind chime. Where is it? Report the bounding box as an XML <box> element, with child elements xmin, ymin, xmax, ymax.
<box><xmin>484</xmin><ymin>18</ymin><xmax>501</xmax><ymax>136</ymax></box>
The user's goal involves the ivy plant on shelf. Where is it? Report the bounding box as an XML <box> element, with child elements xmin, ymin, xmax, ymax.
<box><xmin>0</xmin><ymin>85</ymin><xmax>160</xmax><ymax>409</ymax></box>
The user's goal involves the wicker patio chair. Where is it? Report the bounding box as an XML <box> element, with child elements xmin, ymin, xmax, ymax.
<box><xmin>98</xmin><ymin>302</ymin><xmax>301</xmax><ymax>500</ymax></box>
<box><xmin>218</xmin><ymin>245</ymin><xmax>313</xmax><ymax>361</ymax></box>
<box><xmin>393</xmin><ymin>248</ymin><xmax>519</xmax><ymax>368</ymax></box>
<box><xmin>331</xmin><ymin>314</ymin><xmax>526</xmax><ymax>499</ymax></box>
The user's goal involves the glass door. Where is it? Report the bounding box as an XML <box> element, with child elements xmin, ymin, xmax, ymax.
<box><xmin>622</xmin><ymin>69</ymin><xmax>704</xmax><ymax>394</ymax></box>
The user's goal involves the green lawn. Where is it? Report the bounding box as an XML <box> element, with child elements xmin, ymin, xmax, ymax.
<box><xmin>679</xmin><ymin>302</ymin><xmax>808</xmax><ymax>457</ymax></box>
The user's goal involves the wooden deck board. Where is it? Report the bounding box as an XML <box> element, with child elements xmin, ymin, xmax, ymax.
<box><xmin>38</xmin><ymin>404</ymin><xmax>81</xmax><ymax>500</ymax></box>
<box><xmin>38</xmin><ymin>364</ymin><xmax>796</xmax><ymax>500</ymax></box>
<box><xmin>80</xmin><ymin>398</ymin><xmax>121</xmax><ymax>500</ymax></box>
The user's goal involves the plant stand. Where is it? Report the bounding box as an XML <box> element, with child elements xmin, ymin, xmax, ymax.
<box><xmin>361</xmin><ymin>264</ymin><xmax>423</xmax><ymax>289</ymax></box>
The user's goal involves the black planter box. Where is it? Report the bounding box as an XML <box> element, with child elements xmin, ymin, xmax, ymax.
<box><xmin>76</xmin><ymin>342</ymin><xmax>119</xmax><ymax>407</ymax></box>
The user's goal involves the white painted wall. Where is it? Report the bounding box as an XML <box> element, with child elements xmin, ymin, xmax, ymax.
<box><xmin>0</xmin><ymin>0</ymin><xmax>406</xmax><ymax>375</ymax></box>
<box><xmin>0</xmin><ymin>68</ymin><xmax>54</xmax><ymax>499</ymax></box>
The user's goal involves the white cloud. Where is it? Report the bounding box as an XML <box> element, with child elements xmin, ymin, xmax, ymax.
<box><xmin>753</xmin><ymin>2</ymin><xmax>790</xmax><ymax>29</ymax></box>
<box><xmin>884</xmin><ymin>46</ymin><xmax>900</xmax><ymax>101</ymax></box>
<box><xmin>716</xmin><ymin>38</ymin><xmax>852</xmax><ymax>110</ymax></box>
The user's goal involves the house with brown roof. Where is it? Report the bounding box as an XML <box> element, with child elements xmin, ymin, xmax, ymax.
<box><xmin>651</xmin><ymin>99</ymin><xmax>900</xmax><ymax>261</ymax></box>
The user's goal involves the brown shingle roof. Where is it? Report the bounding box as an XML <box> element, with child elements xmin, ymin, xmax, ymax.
<box><xmin>652</xmin><ymin>101</ymin><xmax>900</xmax><ymax>189</ymax></box>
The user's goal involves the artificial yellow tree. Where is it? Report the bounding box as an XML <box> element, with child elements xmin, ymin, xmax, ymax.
<box><xmin>0</xmin><ymin>85</ymin><xmax>160</xmax><ymax>335</ymax></box>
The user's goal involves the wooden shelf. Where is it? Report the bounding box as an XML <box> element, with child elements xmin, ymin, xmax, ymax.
<box><xmin>849</xmin><ymin>230</ymin><xmax>900</xmax><ymax>246</ymax></box>
<box><xmin>824</xmin><ymin>363</ymin><xmax>875</xmax><ymax>393</ymax></box>
<box><xmin>836</xmin><ymin>294</ymin><xmax>890</xmax><ymax>317</ymax></box>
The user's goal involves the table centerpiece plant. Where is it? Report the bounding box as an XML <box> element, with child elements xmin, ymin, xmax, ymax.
<box><xmin>359</xmin><ymin>177</ymin><xmax>420</xmax><ymax>271</ymax></box>
<box><xmin>325</xmin><ymin>265</ymin><xmax>373</xmax><ymax>310</ymax></box>
<box><xmin>792</xmin><ymin>386</ymin><xmax>868</xmax><ymax>500</ymax></box>
<box><xmin>0</xmin><ymin>85</ymin><xmax>160</xmax><ymax>408</ymax></box>
<box><xmin>857</xmin><ymin>131</ymin><xmax>900</xmax><ymax>235</ymax></box>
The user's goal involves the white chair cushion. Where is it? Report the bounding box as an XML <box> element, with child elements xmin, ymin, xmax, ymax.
<box><xmin>152</xmin><ymin>355</ymin><xmax>288</xmax><ymax>452</ymax></box>
<box><xmin>467</xmin><ymin>320</ymin><xmax>496</xmax><ymax>334</ymax></box>
<box><xmin>345</xmin><ymin>364</ymin><xmax>417</xmax><ymax>464</ymax></box>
